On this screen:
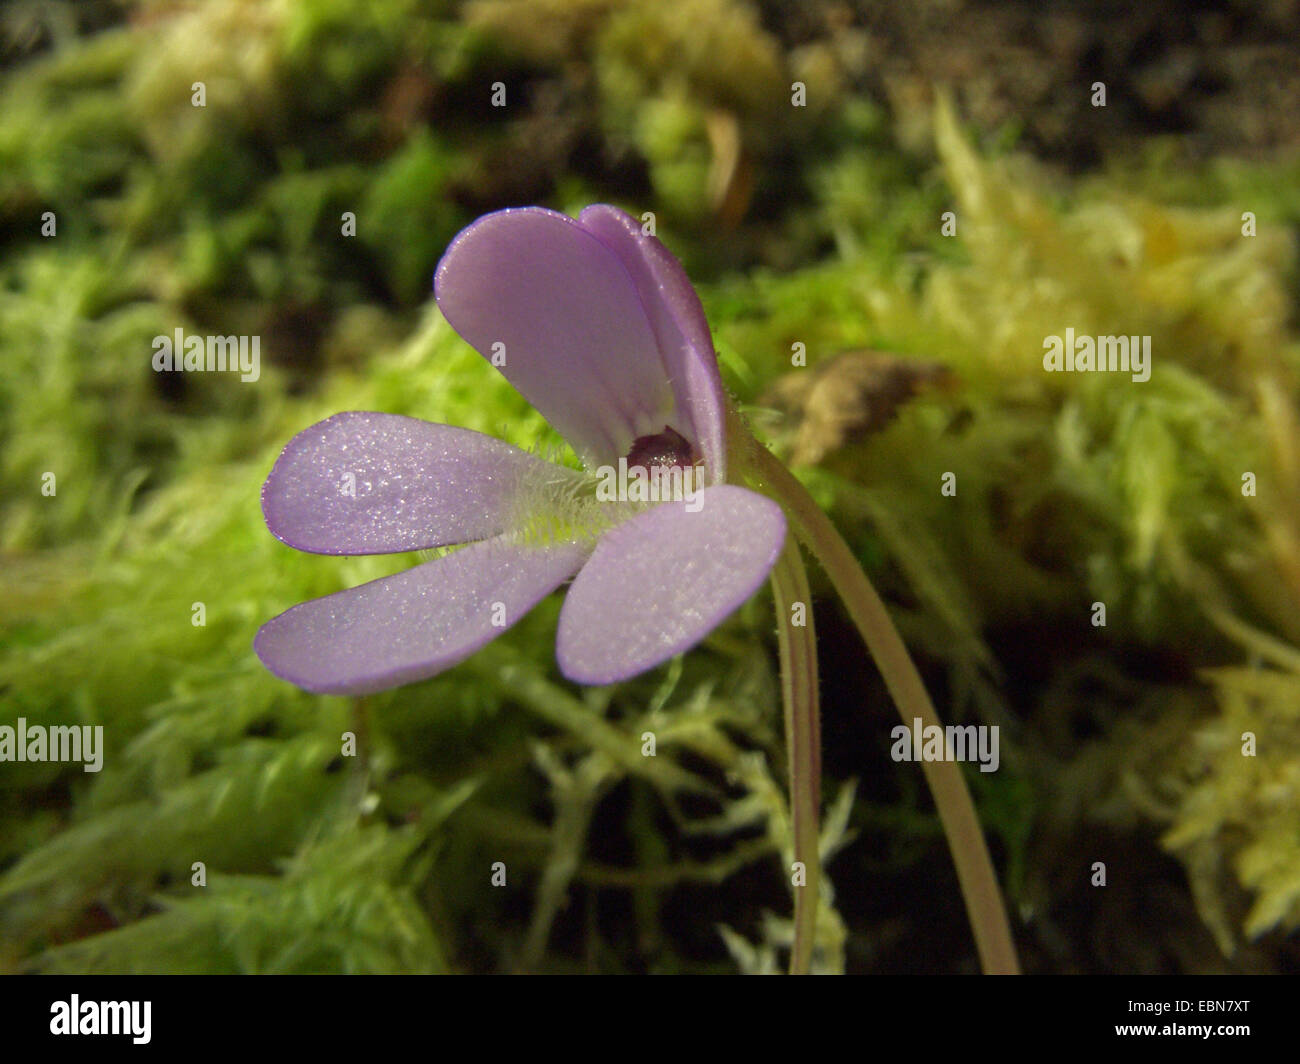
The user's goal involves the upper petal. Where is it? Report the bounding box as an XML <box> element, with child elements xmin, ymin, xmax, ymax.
<box><xmin>255</xmin><ymin>535</ymin><xmax>591</xmax><ymax>695</ymax></box>
<box><xmin>434</xmin><ymin>207</ymin><xmax>676</xmax><ymax>468</ymax></box>
<box><xmin>555</xmin><ymin>485</ymin><xmax>786</xmax><ymax>684</ymax></box>
<box><xmin>262</xmin><ymin>412</ymin><xmax>554</xmax><ymax>555</ymax></box>
<box><xmin>578</xmin><ymin>205</ymin><xmax>728</xmax><ymax>481</ymax></box>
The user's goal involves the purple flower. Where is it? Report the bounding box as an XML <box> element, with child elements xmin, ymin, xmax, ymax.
<box><xmin>254</xmin><ymin>205</ymin><xmax>786</xmax><ymax>695</ymax></box>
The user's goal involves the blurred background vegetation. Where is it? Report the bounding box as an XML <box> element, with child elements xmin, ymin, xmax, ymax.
<box><xmin>2</xmin><ymin>0</ymin><xmax>1299</xmax><ymax>973</ymax></box>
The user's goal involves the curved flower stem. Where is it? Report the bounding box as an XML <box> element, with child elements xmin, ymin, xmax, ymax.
<box><xmin>728</xmin><ymin>405</ymin><xmax>1020</xmax><ymax>975</ymax></box>
<box><xmin>769</xmin><ymin>536</ymin><xmax>821</xmax><ymax>975</ymax></box>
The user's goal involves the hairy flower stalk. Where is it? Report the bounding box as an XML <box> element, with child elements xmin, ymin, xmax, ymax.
<box><xmin>729</xmin><ymin>402</ymin><xmax>1021</xmax><ymax>975</ymax></box>
<box><xmin>768</xmin><ymin>536</ymin><xmax>822</xmax><ymax>974</ymax></box>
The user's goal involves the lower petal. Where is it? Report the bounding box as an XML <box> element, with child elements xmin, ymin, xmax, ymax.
<box><xmin>262</xmin><ymin>412</ymin><xmax>555</xmax><ymax>555</ymax></box>
<box><xmin>256</xmin><ymin>536</ymin><xmax>590</xmax><ymax>695</ymax></box>
<box><xmin>556</xmin><ymin>485</ymin><xmax>786</xmax><ymax>684</ymax></box>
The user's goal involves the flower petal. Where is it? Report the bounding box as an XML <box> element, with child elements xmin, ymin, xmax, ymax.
<box><xmin>555</xmin><ymin>485</ymin><xmax>786</xmax><ymax>684</ymax></box>
<box><xmin>434</xmin><ymin>207</ymin><xmax>675</xmax><ymax>468</ymax></box>
<box><xmin>578</xmin><ymin>205</ymin><xmax>728</xmax><ymax>480</ymax></box>
<box><xmin>262</xmin><ymin>412</ymin><xmax>556</xmax><ymax>555</ymax></box>
<box><xmin>255</xmin><ymin>536</ymin><xmax>591</xmax><ymax>695</ymax></box>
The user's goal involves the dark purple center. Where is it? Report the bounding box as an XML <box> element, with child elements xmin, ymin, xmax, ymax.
<box><xmin>625</xmin><ymin>426</ymin><xmax>697</xmax><ymax>471</ymax></box>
